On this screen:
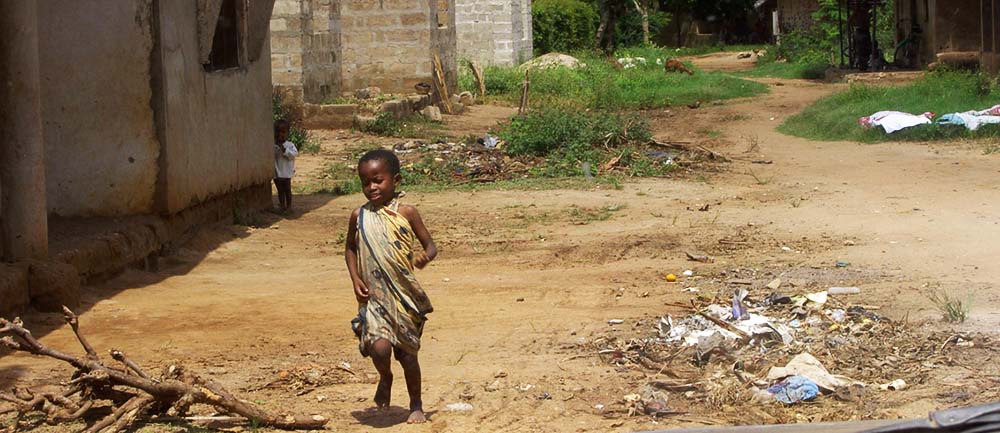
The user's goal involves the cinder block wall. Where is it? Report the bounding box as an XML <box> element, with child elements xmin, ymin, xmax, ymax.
<box><xmin>338</xmin><ymin>0</ymin><xmax>455</xmax><ymax>95</ymax></box>
<box><xmin>455</xmin><ymin>0</ymin><xmax>532</xmax><ymax>66</ymax></box>
<box><xmin>271</xmin><ymin>0</ymin><xmax>340</xmax><ymax>103</ymax></box>
<box><xmin>272</xmin><ymin>0</ymin><xmax>457</xmax><ymax>100</ymax></box>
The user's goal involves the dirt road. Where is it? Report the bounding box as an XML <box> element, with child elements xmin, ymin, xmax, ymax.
<box><xmin>4</xmin><ymin>76</ymin><xmax>999</xmax><ymax>432</ymax></box>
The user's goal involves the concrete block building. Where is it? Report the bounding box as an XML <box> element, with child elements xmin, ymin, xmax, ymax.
<box><xmin>1</xmin><ymin>0</ymin><xmax>277</xmax><ymax>315</ymax></box>
<box><xmin>455</xmin><ymin>0</ymin><xmax>533</xmax><ymax>66</ymax></box>
<box><xmin>270</xmin><ymin>0</ymin><xmax>458</xmax><ymax>104</ymax></box>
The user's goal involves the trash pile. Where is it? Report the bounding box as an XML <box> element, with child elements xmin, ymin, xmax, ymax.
<box><xmin>859</xmin><ymin>104</ymin><xmax>1000</xmax><ymax>133</ymax></box>
<box><xmin>392</xmin><ymin>137</ymin><xmax>538</xmax><ymax>183</ymax></box>
<box><xmin>591</xmin><ymin>279</ymin><xmax>997</xmax><ymax>421</ymax></box>
<box><xmin>389</xmin><ymin>137</ymin><xmax>720</xmax><ymax>184</ymax></box>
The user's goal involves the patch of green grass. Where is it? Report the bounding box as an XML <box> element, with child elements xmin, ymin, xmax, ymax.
<box><xmin>779</xmin><ymin>70</ymin><xmax>1000</xmax><ymax>143</ymax></box>
<box><xmin>459</xmin><ymin>47</ymin><xmax>768</xmax><ymax>110</ymax></box>
<box><xmin>567</xmin><ymin>203</ymin><xmax>627</xmax><ymax>224</ymax></box>
<box><xmin>357</xmin><ymin>112</ymin><xmax>443</xmax><ymax>139</ymax></box>
<box><xmin>926</xmin><ymin>288</ymin><xmax>972</xmax><ymax>324</ymax></box>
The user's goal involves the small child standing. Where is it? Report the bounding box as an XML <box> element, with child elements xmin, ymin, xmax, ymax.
<box><xmin>345</xmin><ymin>149</ymin><xmax>437</xmax><ymax>424</ymax></box>
<box><xmin>273</xmin><ymin>119</ymin><xmax>298</xmax><ymax>213</ymax></box>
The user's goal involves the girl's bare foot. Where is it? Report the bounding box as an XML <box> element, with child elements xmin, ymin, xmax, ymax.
<box><xmin>374</xmin><ymin>377</ymin><xmax>392</xmax><ymax>410</ymax></box>
<box><xmin>406</xmin><ymin>409</ymin><xmax>426</xmax><ymax>424</ymax></box>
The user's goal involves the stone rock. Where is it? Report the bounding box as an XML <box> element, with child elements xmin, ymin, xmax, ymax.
<box><xmin>421</xmin><ymin>106</ymin><xmax>442</xmax><ymax>122</ymax></box>
<box><xmin>451</xmin><ymin>102</ymin><xmax>465</xmax><ymax>115</ymax></box>
<box><xmin>28</xmin><ymin>261</ymin><xmax>80</xmax><ymax>312</ymax></box>
<box><xmin>0</xmin><ymin>263</ymin><xmax>30</xmax><ymax>318</ymax></box>
<box><xmin>459</xmin><ymin>91</ymin><xmax>475</xmax><ymax>106</ymax></box>
<box><xmin>520</xmin><ymin>53</ymin><xmax>582</xmax><ymax>71</ymax></box>
<box><xmin>354</xmin><ymin>86</ymin><xmax>382</xmax><ymax>100</ymax></box>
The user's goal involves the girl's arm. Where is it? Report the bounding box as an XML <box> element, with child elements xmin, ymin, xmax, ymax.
<box><xmin>345</xmin><ymin>208</ymin><xmax>368</xmax><ymax>301</ymax></box>
<box><xmin>400</xmin><ymin>205</ymin><xmax>437</xmax><ymax>269</ymax></box>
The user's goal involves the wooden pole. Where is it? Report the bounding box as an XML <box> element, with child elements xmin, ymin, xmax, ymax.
<box><xmin>470</xmin><ymin>61</ymin><xmax>486</xmax><ymax>97</ymax></box>
<box><xmin>433</xmin><ymin>52</ymin><xmax>453</xmax><ymax>114</ymax></box>
<box><xmin>518</xmin><ymin>69</ymin><xmax>531</xmax><ymax>116</ymax></box>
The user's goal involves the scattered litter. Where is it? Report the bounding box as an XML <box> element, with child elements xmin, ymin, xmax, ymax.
<box><xmin>767</xmin><ymin>353</ymin><xmax>860</xmax><ymax>392</ymax></box>
<box><xmin>608</xmin><ymin>319</ymin><xmax>625</xmax><ymax>325</ymax></box>
<box><xmin>594</xmin><ymin>403</ymin><xmax>605</xmax><ymax>411</ymax></box>
<box><xmin>685</xmin><ymin>251</ymin><xmax>714</xmax><ymax>263</ymax></box>
<box><xmin>484</xmin><ymin>380</ymin><xmax>501</xmax><ymax>392</ymax></box>
<box><xmin>836</xmin><ymin>261</ymin><xmax>851</xmax><ymax>268</ymax></box>
<box><xmin>665</xmin><ymin>274</ymin><xmax>677</xmax><ymax>282</ymax></box>
<box><xmin>445</xmin><ymin>402</ymin><xmax>474</xmax><ymax>412</ymax></box>
<box><xmin>682</xmin><ymin>270</ymin><xmax>694</xmax><ymax>277</ymax></box>
<box><xmin>517</xmin><ymin>383</ymin><xmax>535</xmax><ymax>392</ymax></box>
<box><xmin>828</xmin><ymin>286</ymin><xmax>861</xmax><ymax>295</ymax></box>
<box><xmin>879</xmin><ymin>379</ymin><xmax>907</xmax><ymax>391</ymax></box>
<box><xmin>858</xmin><ymin>111</ymin><xmax>934</xmax><ymax>134</ymax></box>
<box><xmin>481</xmin><ymin>134</ymin><xmax>500</xmax><ymax>148</ymax></box>
<box><xmin>494</xmin><ymin>370</ymin><xmax>508</xmax><ymax>378</ymax></box>
<box><xmin>780</xmin><ymin>246</ymin><xmax>792</xmax><ymax>252</ymax></box>
<box><xmin>828</xmin><ymin>309</ymin><xmax>847</xmax><ymax>323</ymax></box>
<box><xmin>767</xmin><ymin>375</ymin><xmax>819</xmax><ymax>404</ymax></box>
<box><xmin>764</xmin><ymin>293</ymin><xmax>791</xmax><ymax>305</ymax></box>
<box><xmin>316</xmin><ymin>394</ymin><xmax>327</xmax><ymax>402</ymax></box>
<box><xmin>766</xmin><ymin>278</ymin><xmax>782</xmax><ymax>290</ymax></box>
<box><xmin>731</xmin><ymin>289</ymin><xmax>750</xmax><ymax>321</ymax></box>
<box><xmin>683</xmin><ymin>287</ymin><xmax>701</xmax><ymax>293</ymax></box>
<box><xmin>443</xmin><ymin>277</ymin><xmax>451</xmax><ymax>282</ymax></box>
<box><xmin>515</xmin><ymin>297</ymin><xmax>525</xmax><ymax>302</ymax></box>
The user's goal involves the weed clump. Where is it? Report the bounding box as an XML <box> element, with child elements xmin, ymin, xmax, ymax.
<box><xmin>358</xmin><ymin>112</ymin><xmax>443</xmax><ymax>139</ymax></box>
<box><xmin>926</xmin><ymin>289</ymin><xmax>972</xmax><ymax>324</ymax></box>
<box><xmin>498</xmin><ymin>109</ymin><xmax>667</xmax><ymax>177</ymax></box>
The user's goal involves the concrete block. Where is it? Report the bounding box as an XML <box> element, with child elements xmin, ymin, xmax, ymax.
<box><xmin>28</xmin><ymin>261</ymin><xmax>81</xmax><ymax>312</ymax></box>
<box><xmin>0</xmin><ymin>263</ymin><xmax>30</xmax><ymax>318</ymax></box>
<box><xmin>302</xmin><ymin>103</ymin><xmax>359</xmax><ymax>129</ymax></box>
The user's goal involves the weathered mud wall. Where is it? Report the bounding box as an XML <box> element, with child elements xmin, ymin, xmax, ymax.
<box><xmin>37</xmin><ymin>0</ymin><xmax>160</xmax><ymax>217</ymax></box>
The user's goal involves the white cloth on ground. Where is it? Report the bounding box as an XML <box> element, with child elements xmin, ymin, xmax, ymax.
<box><xmin>858</xmin><ymin>111</ymin><xmax>934</xmax><ymax>134</ymax></box>
<box><xmin>274</xmin><ymin>140</ymin><xmax>298</xmax><ymax>178</ymax></box>
<box><xmin>937</xmin><ymin>105</ymin><xmax>1000</xmax><ymax>131</ymax></box>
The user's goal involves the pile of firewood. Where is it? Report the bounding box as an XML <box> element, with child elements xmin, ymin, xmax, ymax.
<box><xmin>0</xmin><ymin>307</ymin><xmax>327</xmax><ymax>432</ymax></box>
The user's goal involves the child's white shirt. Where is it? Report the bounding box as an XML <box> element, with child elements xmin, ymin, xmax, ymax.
<box><xmin>274</xmin><ymin>140</ymin><xmax>298</xmax><ymax>178</ymax></box>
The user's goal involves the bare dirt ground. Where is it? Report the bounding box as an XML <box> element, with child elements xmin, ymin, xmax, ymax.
<box><xmin>4</xmin><ymin>72</ymin><xmax>1000</xmax><ymax>433</ymax></box>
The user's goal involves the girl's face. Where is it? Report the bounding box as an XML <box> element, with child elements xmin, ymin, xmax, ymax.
<box><xmin>275</xmin><ymin>125</ymin><xmax>289</xmax><ymax>143</ymax></box>
<box><xmin>358</xmin><ymin>160</ymin><xmax>401</xmax><ymax>206</ymax></box>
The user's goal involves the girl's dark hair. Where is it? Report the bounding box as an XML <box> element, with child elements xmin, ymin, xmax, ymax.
<box><xmin>359</xmin><ymin>149</ymin><xmax>400</xmax><ymax>175</ymax></box>
<box><xmin>274</xmin><ymin>118</ymin><xmax>290</xmax><ymax>132</ymax></box>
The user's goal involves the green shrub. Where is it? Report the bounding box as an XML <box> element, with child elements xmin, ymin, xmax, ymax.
<box><xmin>499</xmin><ymin>109</ymin><xmax>653</xmax><ymax>177</ymax></box>
<box><xmin>532</xmin><ymin>0</ymin><xmax>599</xmax><ymax>54</ymax></box>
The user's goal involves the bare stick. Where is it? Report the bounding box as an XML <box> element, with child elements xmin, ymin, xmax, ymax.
<box><xmin>111</xmin><ymin>349</ymin><xmax>154</xmax><ymax>381</ymax></box>
<box><xmin>470</xmin><ymin>61</ymin><xmax>486</xmax><ymax>96</ymax></box>
<box><xmin>697</xmin><ymin>310</ymin><xmax>751</xmax><ymax>341</ymax></box>
<box><xmin>63</xmin><ymin>306</ymin><xmax>100</xmax><ymax>362</ymax></box>
<box><xmin>518</xmin><ymin>69</ymin><xmax>531</xmax><ymax>115</ymax></box>
<box><xmin>433</xmin><ymin>52</ymin><xmax>453</xmax><ymax>114</ymax></box>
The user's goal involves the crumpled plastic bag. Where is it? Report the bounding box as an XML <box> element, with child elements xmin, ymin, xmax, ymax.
<box><xmin>768</xmin><ymin>375</ymin><xmax>819</xmax><ymax>404</ymax></box>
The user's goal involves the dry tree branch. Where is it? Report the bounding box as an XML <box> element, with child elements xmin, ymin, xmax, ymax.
<box><xmin>0</xmin><ymin>309</ymin><xmax>327</xmax><ymax>432</ymax></box>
